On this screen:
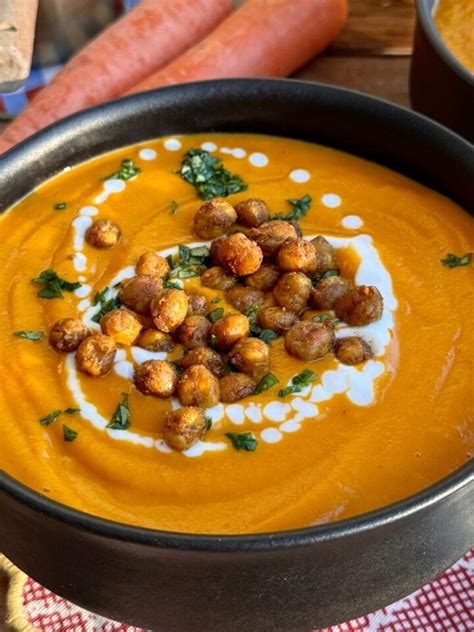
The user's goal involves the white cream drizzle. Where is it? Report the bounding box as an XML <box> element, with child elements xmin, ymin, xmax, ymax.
<box><xmin>289</xmin><ymin>169</ymin><xmax>311</xmax><ymax>183</ymax></box>
<box><xmin>138</xmin><ymin>148</ymin><xmax>157</xmax><ymax>161</ymax></box>
<box><xmin>94</xmin><ymin>179</ymin><xmax>126</xmax><ymax>205</ymax></box>
<box><xmin>321</xmin><ymin>193</ymin><xmax>341</xmax><ymax>208</ymax></box>
<box><xmin>249</xmin><ymin>152</ymin><xmax>269</xmax><ymax>167</ymax></box>
<box><xmin>342</xmin><ymin>215</ymin><xmax>364</xmax><ymax>229</ymax></box>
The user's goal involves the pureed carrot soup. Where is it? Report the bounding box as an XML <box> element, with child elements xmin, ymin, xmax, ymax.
<box><xmin>434</xmin><ymin>0</ymin><xmax>474</xmax><ymax>73</ymax></box>
<box><xmin>0</xmin><ymin>133</ymin><xmax>472</xmax><ymax>534</ymax></box>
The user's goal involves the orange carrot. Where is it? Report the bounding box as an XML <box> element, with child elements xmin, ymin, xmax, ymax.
<box><xmin>130</xmin><ymin>0</ymin><xmax>348</xmax><ymax>93</ymax></box>
<box><xmin>0</xmin><ymin>0</ymin><xmax>231</xmax><ymax>154</ymax></box>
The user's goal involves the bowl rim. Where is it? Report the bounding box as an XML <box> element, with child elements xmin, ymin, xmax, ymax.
<box><xmin>0</xmin><ymin>77</ymin><xmax>473</xmax><ymax>551</ymax></box>
<box><xmin>416</xmin><ymin>0</ymin><xmax>474</xmax><ymax>86</ymax></box>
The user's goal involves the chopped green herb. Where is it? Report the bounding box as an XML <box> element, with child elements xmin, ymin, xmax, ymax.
<box><xmin>244</xmin><ymin>306</ymin><xmax>259</xmax><ymax>323</ymax></box>
<box><xmin>113</xmin><ymin>280</ymin><xmax>124</xmax><ymax>289</ymax></box>
<box><xmin>273</xmin><ymin>194</ymin><xmax>312</xmax><ymax>222</ymax></box>
<box><xmin>39</xmin><ymin>410</ymin><xmax>62</xmax><ymax>426</ymax></box>
<box><xmin>53</xmin><ymin>202</ymin><xmax>67</xmax><ymax>210</ymax></box>
<box><xmin>106</xmin><ymin>158</ymin><xmax>141</xmax><ymax>181</ymax></box>
<box><xmin>249</xmin><ymin>322</ymin><xmax>278</xmax><ymax>344</ymax></box>
<box><xmin>205</xmin><ymin>417</ymin><xmax>213</xmax><ymax>431</ymax></box>
<box><xmin>169</xmin><ymin>244</ymin><xmax>210</xmax><ymax>279</ymax></box>
<box><xmin>107</xmin><ymin>394</ymin><xmax>130</xmax><ymax>430</ymax></box>
<box><xmin>173</xmin><ymin>364</ymin><xmax>185</xmax><ymax>378</ymax></box>
<box><xmin>278</xmin><ymin>369</ymin><xmax>317</xmax><ymax>397</ymax></box>
<box><xmin>313</xmin><ymin>312</ymin><xmax>334</xmax><ymax>323</ymax></box>
<box><xmin>226</xmin><ymin>432</ymin><xmax>258</xmax><ymax>452</ymax></box>
<box><xmin>441</xmin><ymin>253</ymin><xmax>472</xmax><ymax>268</ymax></box>
<box><xmin>166</xmin><ymin>254</ymin><xmax>174</xmax><ymax>269</ymax></box>
<box><xmin>211</xmin><ymin>296</ymin><xmax>222</xmax><ymax>304</ymax></box>
<box><xmin>254</xmin><ymin>372</ymin><xmax>279</xmax><ymax>395</ymax></box>
<box><xmin>179</xmin><ymin>149</ymin><xmax>247</xmax><ymax>200</ymax></box>
<box><xmin>170</xmin><ymin>200</ymin><xmax>179</xmax><ymax>215</ymax></box>
<box><xmin>14</xmin><ymin>330</ymin><xmax>43</xmax><ymax>341</ymax></box>
<box><xmin>63</xmin><ymin>424</ymin><xmax>78</xmax><ymax>442</ymax></box>
<box><xmin>207</xmin><ymin>307</ymin><xmax>224</xmax><ymax>323</ymax></box>
<box><xmin>311</xmin><ymin>269</ymin><xmax>339</xmax><ymax>287</ymax></box>
<box><xmin>91</xmin><ymin>295</ymin><xmax>121</xmax><ymax>323</ymax></box>
<box><xmin>93</xmin><ymin>287</ymin><xmax>109</xmax><ymax>306</ymax></box>
<box><xmin>164</xmin><ymin>279</ymin><xmax>182</xmax><ymax>290</ymax></box>
<box><xmin>209</xmin><ymin>334</ymin><xmax>218</xmax><ymax>350</ymax></box>
<box><xmin>32</xmin><ymin>269</ymin><xmax>81</xmax><ymax>299</ymax></box>
<box><xmin>64</xmin><ymin>407</ymin><xmax>81</xmax><ymax>415</ymax></box>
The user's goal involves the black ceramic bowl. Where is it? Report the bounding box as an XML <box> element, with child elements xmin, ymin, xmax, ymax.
<box><xmin>410</xmin><ymin>0</ymin><xmax>474</xmax><ymax>141</ymax></box>
<box><xmin>0</xmin><ymin>80</ymin><xmax>473</xmax><ymax>632</ymax></box>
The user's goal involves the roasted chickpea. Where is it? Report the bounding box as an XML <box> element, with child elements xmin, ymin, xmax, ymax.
<box><xmin>201</xmin><ymin>266</ymin><xmax>237</xmax><ymax>290</ymax></box>
<box><xmin>234</xmin><ymin>198</ymin><xmax>269</xmax><ymax>227</ymax></box>
<box><xmin>178</xmin><ymin>347</ymin><xmax>227</xmax><ymax>378</ymax></box>
<box><xmin>218</xmin><ymin>233</ymin><xmax>263</xmax><ymax>276</ymax></box>
<box><xmin>135</xmin><ymin>251</ymin><xmax>170</xmax><ymax>279</ymax></box>
<box><xmin>285</xmin><ymin>321</ymin><xmax>335</xmax><ymax>361</ymax></box>
<box><xmin>311</xmin><ymin>275</ymin><xmax>351</xmax><ymax>310</ymax></box>
<box><xmin>76</xmin><ymin>335</ymin><xmax>116</xmax><ymax>377</ymax></box>
<box><xmin>334</xmin><ymin>285</ymin><xmax>384</xmax><ymax>326</ymax></box>
<box><xmin>311</xmin><ymin>236</ymin><xmax>337</xmax><ymax>274</ymax></box>
<box><xmin>276</xmin><ymin>238</ymin><xmax>317</xmax><ymax>273</ymax></box>
<box><xmin>119</xmin><ymin>275</ymin><xmax>163</xmax><ymax>315</ymax></box>
<box><xmin>177</xmin><ymin>315</ymin><xmax>210</xmax><ymax>349</ymax></box>
<box><xmin>49</xmin><ymin>318</ymin><xmax>89</xmax><ymax>352</ymax></box>
<box><xmin>244</xmin><ymin>264</ymin><xmax>280</xmax><ymax>291</ymax></box>
<box><xmin>226</xmin><ymin>286</ymin><xmax>264</xmax><ymax>313</ymax></box>
<box><xmin>273</xmin><ymin>272</ymin><xmax>312</xmax><ymax>312</ymax></box>
<box><xmin>229</xmin><ymin>337</ymin><xmax>270</xmax><ymax>379</ymax></box>
<box><xmin>247</xmin><ymin>220</ymin><xmax>298</xmax><ymax>256</ymax></box>
<box><xmin>220</xmin><ymin>373</ymin><xmax>256</xmax><ymax>403</ymax></box>
<box><xmin>163</xmin><ymin>406</ymin><xmax>207</xmax><ymax>451</ymax></box>
<box><xmin>100</xmin><ymin>308</ymin><xmax>142</xmax><ymax>346</ymax></box>
<box><xmin>193</xmin><ymin>198</ymin><xmax>237</xmax><ymax>239</ymax></box>
<box><xmin>211</xmin><ymin>313</ymin><xmax>250</xmax><ymax>350</ymax></box>
<box><xmin>151</xmin><ymin>288</ymin><xmax>188</xmax><ymax>333</ymax></box>
<box><xmin>136</xmin><ymin>328</ymin><xmax>174</xmax><ymax>352</ymax></box>
<box><xmin>85</xmin><ymin>219</ymin><xmax>121</xmax><ymax>249</ymax></box>
<box><xmin>134</xmin><ymin>360</ymin><xmax>177</xmax><ymax>397</ymax></box>
<box><xmin>209</xmin><ymin>236</ymin><xmax>226</xmax><ymax>266</ymax></box>
<box><xmin>177</xmin><ymin>364</ymin><xmax>220</xmax><ymax>408</ymax></box>
<box><xmin>257</xmin><ymin>306</ymin><xmax>298</xmax><ymax>334</ymax></box>
<box><xmin>335</xmin><ymin>337</ymin><xmax>373</xmax><ymax>365</ymax></box>
<box><xmin>186</xmin><ymin>292</ymin><xmax>208</xmax><ymax>316</ymax></box>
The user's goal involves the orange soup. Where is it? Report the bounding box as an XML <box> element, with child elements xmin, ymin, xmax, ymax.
<box><xmin>0</xmin><ymin>133</ymin><xmax>472</xmax><ymax>534</ymax></box>
<box><xmin>435</xmin><ymin>0</ymin><xmax>474</xmax><ymax>73</ymax></box>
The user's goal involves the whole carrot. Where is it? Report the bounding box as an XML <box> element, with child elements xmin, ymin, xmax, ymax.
<box><xmin>130</xmin><ymin>0</ymin><xmax>348</xmax><ymax>93</ymax></box>
<box><xmin>0</xmin><ymin>0</ymin><xmax>231</xmax><ymax>154</ymax></box>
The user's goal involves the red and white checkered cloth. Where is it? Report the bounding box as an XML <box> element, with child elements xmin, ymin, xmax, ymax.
<box><xmin>16</xmin><ymin>549</ymin><xmax>473</xmax><ymax>631</ymax></box>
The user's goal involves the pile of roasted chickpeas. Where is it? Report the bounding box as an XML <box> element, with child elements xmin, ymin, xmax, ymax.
<box><xmin>49</xmin><ymin>198</ymin><xmax>383</xmax><ymax>451</ymax></box>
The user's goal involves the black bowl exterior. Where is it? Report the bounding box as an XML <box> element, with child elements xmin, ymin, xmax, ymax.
<box><xmin>410</xmin><ymin>0</ymin><xmax>474</xmax><ymax>142</ymax></box>
<box><xmin>0</xmin><ymin>79</ymin><xmax>473</xmax><ymax>631</ymax></box>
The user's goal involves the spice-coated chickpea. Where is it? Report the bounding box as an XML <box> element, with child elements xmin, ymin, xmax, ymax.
<box><xmin>335</xmin><ymin>336</ymin><xmax>373</xmax><ymax>365</ymax></box>
<box><xmin>49</xmin><ymin>318</ymin><xmax>89</xmax><ymax>353</ymax></box>
<box><xmin>193</xmin><ymin>198</ymin><xmax>237</xmax><ymax>239</ymax></box>
<box><xmin>163</xmin><ymin>406</ymin><xmax>207</xmax><ymax>451</ymax></box>
<box><xmin>311</xmin><ymin>236</ymin><xmax>337</xmax><ymax>274</ymax></box>
<box><xmin>85</xmin><ymin>219</ymin><xmax>121</xmax><ymax>249</ymax></box>
<box><xmin>136</xmin><ymin>328</ymin><xmax>175</xmax><ymax>352</ymax></box>
<box><xmin>178</xmin><ymin>347</ymin><xmax>227</xmax><ymax>378</ymax></box>
<box><xmin>177</xmin><ymin>315</ymin><xmax>210</xmax><ymax>349</ymax></box>
<box><xmin>257</xmin><ymin>306</ymin><xmax>298</xmax><ymax>334</ymax></box>
<box><xmin>226</xmin><ymin>286</ymin><xmax>264</xmax><ymax>313</ymax></box>
<box><xmin>177</xmin><ymin>364</ymin><xmax>220</xmax><ymax>408</ymax></box>
<box><xmin>244</xmin><ymin>264</ymin><xmax>280</xmax><ymax>291</ymax></box>
<box><xmin>234</xmin><ymin>198</ymin><xmax>270</xmax><ymax>227</ymax></box>
<box><xmin>276</xmin><ymin>238</ymin><xmax>317</xmax><ymax>273</ymax></box>
<box><xmin>134</xmin><ymin>360</ymin><xmax>178</xmax><ymax>397</ymax></box>
<box><xmin>151</xmin><ymin>288</ymin><xmax>188</xmax><ymax>333</ymax></box>
<box><xmin>229</xmin><ymin>337</ymin><xmax>270</xmax><ymax>380</ymax></box>
<box><xmin>219</xmin><ymin>373</ymin><xmax>256</xmax><ymax>403</ymax></box>
<box><xmin>273</xmin><ymin>272</ymin><xmax>312</xmax><ymax>312</ymax></box>
<box><xmin>247</xmin><ymin>220</ymin><xmax>298</xmax><ymax>256</ymax></box>
<box><xmin>310</xmin><ymin>275</ymin><xmax>351</xmax><ymax>310</ymax></box>
<box><xmin>285</xmin><ymin>321</ymin><xmax>335</xmax><ymax>361</ymax></box>
<box><xmin>201</xmin><ymin>266</ymin><xmax>237</xmax><ymax>290</ymax></box>
<box><xmin>334</xmin><ymin>285</ymin><xmax>383</xmax><ymax>326</ymax></box>
<box><xmin>186</xmin><ymin>292</ymin><xmax>208</xmax><ymax>316</ymax></box>
<box><xmin>100</xmin><ymin>308</ymin><xmax>142</xmax><ymax>346</ymax></box>
<box><xmin>211</xmin><ymin>313</ymin><xmax>249</xmax><ymax>350</ymax></box>
<box><xmin>218</xmin><ymin>233</ymin><xmax>263</xmax><ymax>276</ymax></box>
<box><xmin>75</xmin><ymin>334</ymin><xmax>116</xmax><ymax>377</ymax></box>
<box><xmin>135</xmin><ymin>251</ymin><xmax>170</xmax><ymax>279</ymax></box>
<box><xmin>119</xmin><ymin>275</ymin><xmax>163</xmax><ymax>315</ymax></box>
<box><xmin>209</xmin><ymin>236</ymin><xmax>226</xmax><ymax>266</ymax></box>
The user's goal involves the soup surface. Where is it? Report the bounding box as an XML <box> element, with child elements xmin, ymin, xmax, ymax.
<box><xmin>435</xmin><ymin>0</ymin><xmax>474</xmax><ymax>73</ymax></box>
<box><xmin>0</xmin><ymin>133</ymin><xmax>472</xmax><ymax>534</ymax></box>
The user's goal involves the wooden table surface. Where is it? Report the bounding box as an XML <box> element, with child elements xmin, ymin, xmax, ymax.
<box><xmin>0</xmin><ymin>1</ymin><xmax>417</xmax><ymax>628</ymax></box>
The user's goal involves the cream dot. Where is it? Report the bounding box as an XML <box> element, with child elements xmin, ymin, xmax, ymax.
<box><xmin>260</xmin><ymin>428</ymin><xmax>282</xmax><ymax>444</ymax></box>
<box><xmin>249</xmin><ymin>152</ymin><xmax>269</xmax><ymax>167</ymax></box>
<box><xmin>201</xmin><ymin>142</ymin><xmax>217</xmax><ymax>152</ymax></box>
<box><xmin>79</xmin><ymin>206</ymin><xmax>99</xmax><ymax>216</ymax></box>
<box><xmin>342</xmin><ymin>215</ymin><xmax>364</xmax><ymax>229</ymax></box>
<box><xmin>321</xmin><ymin>193</ymin><xmax>341</xmax><ymax>208</ymax></box>
<box><xmin>220</xmin><ymin>147</ymin><xmax>232</xmax><ymax>154</ymax></box>
<box><xmin>233</xmin><ymin>148</ymin><xmax>246</xmax><ymax>159</ymax></box>
<box><xmin>164</xmin><ymin>138</ymin><xmax>182</xmax><ymax>151</ymax></box>
<box><xmin>289</xmin><ymin>169</ymin><xmax>310</xmax><ymax>183</ymax></box>
<box><xmin>139</xmin><ymin>148</ymin><xmax>157</xmax><ymax>160</ymax></box>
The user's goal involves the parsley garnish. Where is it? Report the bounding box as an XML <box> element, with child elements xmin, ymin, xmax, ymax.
<box><xmin>168</xmin><ymin>244</ymin><xmax>210</xmax><ymax>279</ymax></box>
<box><xmin>63</xmin><ymin>424</ymin><xmax>78</xmax><ymax>442</ymax></box>
<box><xmin>244</xmin><ymin>306</ymin><xmax>259</xmax><ymax>323</ymax></box>
<box><xmin>64</xmin><ymin>407</ymin><xmax>81</xmax><ymax>414</ymax></box>
<box><xmin>93</xmin><ymin>287</ymin><xmax>109</xmax><ymax>306</ymax></box>
<box><xmin>209</xmin><ymin>334</ymin><xmax>218</xmax><ymax>349</ymax></box>
<box><xmin>91</xmin><ymin>292</ymin><xmax>121</xmax><ymax>323</ymax></box>
<box><xmin>207</xmin><ymin>307</ymin><xmax>224</xmax><ymax>323</ymax></box>
<box><xmin>170</xmin><ymin>200</ymin><xmax>179</xmax><ymax>215</ymax></box>
<box><xmin>179</xmin><ymin>149</ymin><xmax>247</xmax><ymax>200</ymax></box>
<box><xmin>254</xmin><ymin>372</ymin><xmax>279</xmax><ymax>395</ymax></box>
<box><xmin>311</xmin><ymin>269</ymin><xmax>339</xmax><ymax>287</ymax></box>
<box><xmin>441</xmin><ymin>253</ymin><xmax>472</xmax><ymax>268</ymax></box>
<box><xmin>226</xmin><ymin>432</ymin><xmax>258</xmax><ymax>452</ymax></box>
<box><xmin>273</xmin><ymin>194</ymin><xmax>312</xmax><ymax>222</ymax></box>
<box><xmin>53</xmin><ymin>202</ymin><xmax>67</xmax><ymax>210</ymax></box>
<box><xmin>14</xmin><ymin>330</ymin><xmax>43</xmax><ymax>341</ymax></box>
<box><xmin>164</xmin><ymin>279</ymin><xmax>182</xmax><ymax>290</ymax></box>
<box><xmin>107</xmin><ymin>394</ymin><xmax>131</xmax><ymax>430</ymax></box>
<box><xmin>106</xmin><ymin>158</ymin><xmax>141</xmax><ymax>181</ymax></box>
<box><xmin>313</xmin><ymin>312</ymin><xmax>336</xmax><ymax>323</ymax></box>
<box><xmin>39</xmin><ymin>410</ymin><xmax>62</xmax><ymax>426</ymax></box>
<box><xmin>32</xmin><ymin>269</ymin><xmax>81</xmax><ymax>299</ymax></box>
<box><xmin>249</xmin><ymin>322</ymin><xmax>278</xmax><ymax>344</ymax></box>
<box><xmin>211</xmin><ymin>296</ymin><xmax>222</xmax><ymax>304</ymax></box>
<box><xmin>205</xmin><ymin>417</ymin><xmax>213</xmax><ymax>431</ymax></box>
<box><xmin>278</xmin><ymin>369</ymin><xmax>317</xmax><ymax>397</ymax></box>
